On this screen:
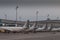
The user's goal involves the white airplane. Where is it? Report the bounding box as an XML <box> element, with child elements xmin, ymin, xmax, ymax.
<box><xmin>25</xmin><ymin>23</ymin><xmax>36</xmax><ymax>32</ymax></box>
<box><xmin>0</xmin><ymin>22</ymin><xmax>27</xmax><ymax>33</ymax></box>
<box><xmin>36</xmin><ymin>24</ymin><xmax>46</xmax><ymax>32</ymax></box>
<box><xmin>46</xmin><ymin>24</ymin><xmax>52</xmax><ymax>31</ymax></box>
<box><xmin>51</xmin><ymin>27</ymin><xmax>60</xmax><ymax>32</ymax></box>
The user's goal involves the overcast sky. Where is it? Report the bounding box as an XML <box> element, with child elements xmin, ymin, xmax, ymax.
<box><xmin>0</xmin><ymin>0</ymin><xmax>60</xmax><ymax>21</ymax></box>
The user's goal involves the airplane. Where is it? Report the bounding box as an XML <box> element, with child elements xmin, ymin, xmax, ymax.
<box><xmin>0</xmin><ymin>21</ymin><xmax>28</xmax><ymax>33</ymax></box>
<box><xmin>51</xmin><ymin>27</ymin><xmax>60</xmax><ymax>32</ymax></box>
<box><xmin>25</xmin><ymin>23</ymin><xmax>36</xmax><ymax>32</ymax></box>
<box><xmin>35</xmin><ymin>24</ymin><xmax>46</xmax><ymax>32</ymax></box>
<box><xmin>36</xmin><ymin>24</ymin><xmax>53</xmax><ymax>32</ymax></box>
<box><xmin>46</xmin><ymin>24</ymin><xmax>52</xmax><ymax>31</ymax></box>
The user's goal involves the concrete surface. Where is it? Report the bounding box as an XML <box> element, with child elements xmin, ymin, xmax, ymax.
<box><xmin>0</xmin><ymin>32</ymin><xmax>60</xmax><ymax>40</ymax></box>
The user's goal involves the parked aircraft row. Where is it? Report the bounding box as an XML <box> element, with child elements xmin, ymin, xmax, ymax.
<box><xmin>0</xmin><ymin>20</ymin><xmax>60</xmax><ymax>33</ymax></box>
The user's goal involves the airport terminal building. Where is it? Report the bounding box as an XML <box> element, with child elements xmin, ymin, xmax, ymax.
<box><xmin>0</xmin><ymin>19</ymin><xmax>60</xmax><ymax>28</ymax></box>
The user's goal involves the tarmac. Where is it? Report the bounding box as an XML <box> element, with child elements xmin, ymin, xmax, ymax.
<box><xmin>0</xmin><ymin>32</ymin><xmax>60</xmax><ymax>40</ymax></box>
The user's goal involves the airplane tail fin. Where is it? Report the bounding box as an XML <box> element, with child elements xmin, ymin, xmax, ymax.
<box><xmin>49</xmin><ymin>24</ymin><xmax>53</xmax><ymax>31</ymax></box>
<box><xmin>43</xmin><ymin>24</ymin><xmax>53</xmax><ymax>31</ymax></box>
<box><xmin>23</xmin><ymin>22</ymin><xmax>27</xmax><ymax>28</ymax></box>
<box><xmin>43</xmin><ymin>24</ymin><xmax>47</xmax><ymax>30</ymax></box>
<box><xmin>23</xmin><ymin>20</ymin><xmax>29</xmax><ymax>28</ymax></box>
<box><xmin>41</xmin><ymin>24</ymin><xmax>46</xmax><ymax>29</ymax></box>
<box><xmin>31</xmin><ymin>23</ymin><xmax>36</xmax><ymax>28</ymax></box>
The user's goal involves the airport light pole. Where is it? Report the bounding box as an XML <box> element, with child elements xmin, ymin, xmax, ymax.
<box><xmin>34</xmin><ymin>10</ymin><xmax>39</xmax><ymax>33</ymax></box>
<box><xmin>44</xmin><ymin>14</ymin><xmax>50</xmax><ymax>31</ymax></box>
<box><xmin>16</xmin><ymin>5</ymin><xmax>18</xmax><ymax>22</ymax></box>
<box><xmin>36</xmin><ymin>10</ymin><xmax>39</xmax><ymax>26</ymax></box>
<box><xmin>16</xmin><ymin>0</ymin><xmax>19</xmax><ymax>26</ymax></box>
<box><xmin>4</xmin><ymin>14</ymin><xmax>7</xmax><ymax>26</ymax></box>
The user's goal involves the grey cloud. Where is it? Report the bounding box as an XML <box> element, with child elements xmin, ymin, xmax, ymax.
<box><xmin>0</xmin><ymin>0</ymin><xmax>60</xmax><ymax>6</ymax></box>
